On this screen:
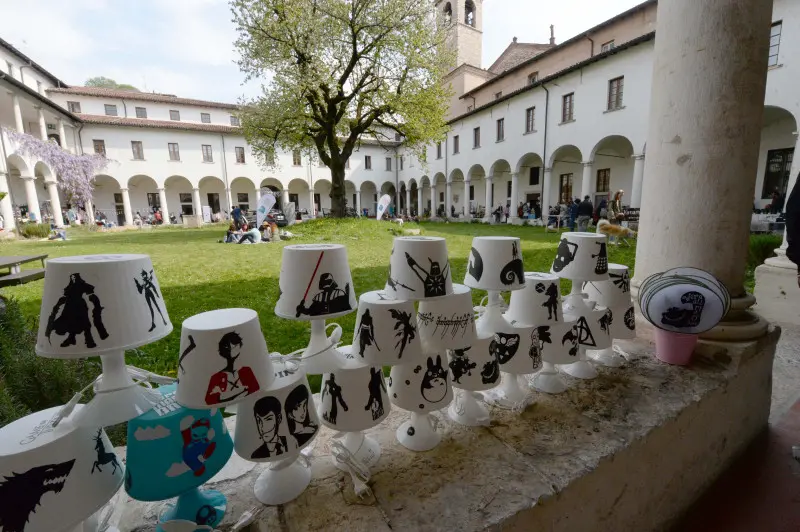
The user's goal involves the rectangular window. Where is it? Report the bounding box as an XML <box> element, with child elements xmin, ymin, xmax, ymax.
<box><xmin>400</xmin><ymin>156</ymin><xmax>404</xmax><ymax>170</ymax></box>
<box><xmin>559</xmin><ymin>173</ymin><xmax>574</xmax><ymax>203</ymax></box>
<box><xmin>608</xmin><ymin>77</ymin><xmax>624</xmax><ymax>110</ymax></box>
<box><xmin>525</xmin><ymin>107</ymin><xmax>535</xmax><ymax>133</ymax></box>
<box><xmin>506</xmin><ymin>181</ymin><xmax>512</xmax><ymax>198</ymax></box>
<box><xmin>114</xmin><ymin>193</ymin><xmax>123</xmax><ymax>205</ymax></box>
<box><xmin>473</xmin><ymin>127</ymin><xmax>481</xmax><ymax>148</ymax></box>
<box><xmin>495</xmin><ymin>91</ymin><xmax>503</xmax><ymax>99</ymax></box>
<box><xmin>528</xmin><ymin>72</ymin><xmax>539</xmax><ymax>85</ymax></box>
<box><xmin>596</xmin><ymin>169</ymin><xmax>611</xmax><ymax>193</ymax></box>
<box><xmin>202</xmin><ymin>144</ymin><xmax>213</xmax><ymax>162</ymax></box>
<box><xmin>437</xmin><ymin>142</ymin><xmax>442</xmax><ymax>159</ymax></box>
<box><xmin>179</xmin><ymin>193</ymin><xmax>194</xmax><ymax>216</ymax></box>
<box><xmin>496</xmin><ymin>118</ymin><xmax>505</xmax><ymax>142</ymax></box>
<box><xmin>529</xmin><ymin>166</ymin><xmax>540</xmax><ymax>186</ymax></box>
<box><xmin>104</xmin><ymin>104</ymin><xmax>118</xmax><ymax>116</ymax></box>
<box><xmin>147</xmin><ymin>193</ymin><xmax>161</xmax><ymax>210</ymax></box>
<box><xmin>469</xmin><ymin>185</ymin><xmax>475</xmax><ymax>201</ymax></box>
<box><xmin>235</xmin><ymin>146</ymin><xmax>245</xmax><ymax>164</ymax></box>
<box><xmin>201</xmin><ymin>113</ymin><xmax>211</xmax><ymax>124</ymax></box>
<box><xmin>230</xmin><ymin>115</ymin><xmax>241</xmax><ymax>126</ymax></box>
<box><xmin>769</xmin><ymin>22</ymin><xmax>782</xmax><ymax>67</ymax></box>
<box><xmin>292</xmin><ymin>150</ymin><xmax>301</xmax><ymax>166</ymax></box>
<box><xmin>601</xmin><ymin>40</ymin><xmax>615</xmax><ymax>52</ymax></box>
<box><xmin>365</xmin><ymin>155</ymin><xmax>372</xmax><ymax>170</ymax></box>
<box><xmin>135</xmin><ymin>107</ymin><xmax>147</xmax><ymax>119</ymax></box>
<box><xmin>168</xmin><ymin>142</ymin><xmax>180</xmax><ymax>161</ymax></box>
<box><xmin>761</xmin><ymin>147</ymin><xmax>794</xmax><ymax>198</ymax></box>
<box><xmin>385</xmin><ymin>157</ymin><xmax>392</xmax><ymax>171</ymax></box>
<box><xmin>453</xmin><ymin>135</ymin><xmax>460</xmax><ymax>154</ymax></box>
<box><xmin>67</xmin><ymin>101</ymin><xmax>81</xmax><ymax>113</ymax></box>
<box><xmin>562</xmin><ymin>93</ymin><xmax>574</xmax><ymax>122</ymax></box>
<box><xmin>93</xmin><ymin>139</ymin><xmax>106</xmax><ymax>156</ymax></box>
<box><xmin>237</xmin><ymin>193</ymin><xmax>249</xmax><ymax>210</ymax></box>
<box><xmin>36</xmin><ymin>80</ymin><xmax>42</xmax><ymax>94</ymax></box>
<box><xmin>131</xmin><ymin>141</ymin><xmax>144</xmax><ymax>160</ymax></box>
<box><xmin>170</xmin><ymin>110</ymin><xmax>180</xmax><ymax>121</ymax></box>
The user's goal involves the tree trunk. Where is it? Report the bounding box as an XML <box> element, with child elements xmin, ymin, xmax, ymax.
<box><xmin>329</xmin><ymin>161</ymin><xmax>347</xmax><ymax>218</ymax></box>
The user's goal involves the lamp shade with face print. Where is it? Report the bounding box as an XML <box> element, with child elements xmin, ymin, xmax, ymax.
<box><xmin>506</xmin><ymin>272</ymin><xmax>562</xmax><ymax>326</ymax></box>
<box><xmin>385</xmin><ymin>237</ymin><xmax>453</xmax><ymax>300</ymax></box>
<box><xmin>36</xmin><ymin>254</ymin><xmax>172</xmax><ymax>358</ymax></box>
<box><xmin>274</xmin><ymin>244</ymin><xmax>357</xmax><ymax>321</ymax></box>
<box><xmin>0</xmin><ymin>406</ymin><xmax>124</xmax><ymax>532</ymax></box>
<box><xmin>318</xmin><ymin>356</ymin><xmax>391</xmax><ymax>433</ymax></box>
<box><xmin>175</xmin><ymin>309</ymin><xmax>274</xmax><ymax>409</ymax></box>
<box><xmin>463</xmin><ymin>237</ymin><xmax>526</xmax><ymax>292</ymax></box>
<box><xmin>388</xmin><ymin>354</ymin><xmax>453</xmax><ymax>413</ymax></box>
<box><xmin>550</xmin><ymin>233</ymin><xmax>610</xmax><ymax>282</ymax></box>
<box><xmin>351</xmin><ymin>291</ymin><xmax>422</xmax><ymax>366</ymax></box>
<box><xmin>447</xmin><ymin>335</ymin><xmax>501</xmax><ymax>392</ymax></box>
<box><xmin>417</xmin><ymin>284</ymin><xmax>477</xmax><ymax>353</ymax></box>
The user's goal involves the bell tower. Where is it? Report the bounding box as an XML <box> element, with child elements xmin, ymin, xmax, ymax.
<box><xmin>437</xmin><ymin>0</ymin><xmax>484</xmax><ymax>70</ymax></box>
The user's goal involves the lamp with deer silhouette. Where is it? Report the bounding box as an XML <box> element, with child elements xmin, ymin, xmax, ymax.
<box><xmin>583</xmin><ymin>263</ymin><xmax>636</xmax><ymax>367</ymax></box>
<box><xmin>36</xmin><ymin>254</ymin><xmax>173</xmax><ymax>427</ymax></box>
<box><xmin>274</xmin><ymin>244</ymin><xmax>357</xmax><ymax>374</ymax></box>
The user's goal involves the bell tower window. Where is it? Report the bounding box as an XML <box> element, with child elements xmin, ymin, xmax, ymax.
<box><xmin>464</xmin><ymin>0</ymin><xmax>476</xmax><ymax>27</ymax></box>
<box><xmin>443</xmin><ymin>2</ymin><xmax>452</xmax><ymax>24</ymax></box>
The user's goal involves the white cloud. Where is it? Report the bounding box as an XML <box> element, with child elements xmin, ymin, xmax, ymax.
<box><xmin>133</xmin><ymin>424</ymin><xmax>171</xmax><ymax>441</ymax></box>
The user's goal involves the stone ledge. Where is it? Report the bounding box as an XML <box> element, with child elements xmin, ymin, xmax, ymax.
<box><xmin>115</xmin><ymin>328</ymin><xmax>780</xmax><ymax>531</ymax></box>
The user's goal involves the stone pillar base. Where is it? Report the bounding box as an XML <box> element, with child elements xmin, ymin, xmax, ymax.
<box><xmin>754</xmin><ymin>254</ymin><xmax>800</xmax><ymax>325</ymax></box>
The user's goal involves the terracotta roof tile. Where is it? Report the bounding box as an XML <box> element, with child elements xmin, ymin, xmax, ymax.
<box><xmin>76</xmin><ymin>114</ymin><xmax>240</xmax><ymax>133</ymax></box>
<box><xmin>49</xmin><ymin>86</ymin><xmax>238</xmax><ymax>110</ymax></box>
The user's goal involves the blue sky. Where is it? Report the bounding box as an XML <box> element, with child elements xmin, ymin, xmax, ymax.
<box><xmin>1</xmin><ymin>0</ymin><xmax>643</xmax><ymax>104</ymax></box>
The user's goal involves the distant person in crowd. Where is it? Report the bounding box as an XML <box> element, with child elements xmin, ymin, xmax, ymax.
<box><xmin>533</xmin><ymin>200</ymin><xmax>542</xmax><ymax>220</ymax></box>
<box><xmin>259</xmin><ymin>221</ymin><xmax>273</xmax><ymax>242</ymax></box>
<box><xmin>786</xmin><ymin>175</ymin><xmax>800</xmax><ymax>287</ymax></box>
<box><xmin>451</xmin><ymin>204</ymin><xmax>456</xmax><ymax>218</ymax></box>
<box><xmin>569</xmin><ymin>198</ymin><xmax>580</xmax><ymax>231</ymax></box>
<box><xmin>225</xmin><ymin>222</ymin><xmax>238</xmax><ymax>243</ymax></box>
<box><xmin>28</xmin><ymin>210</ymin><xmax>37</xmax><ymax>223</ymax></box>
<box><xmin>577</xmin><ymin>195</ymin><xmax>594</xmax><ymax>232</ymax></box>
<box><xmin>523</xmin><ymin>202</ymin><xmax>530</xmax><ymax>218</ymax></box>
<box><xmin>596</xmin><ymin>197</ymin><xmax>608</xmax><ymax>222</ymax></box>
<box><xmin>231</xmin><ymin>205</ymin><xmax>243</xmax><ymax>229</ymax></box>
<box><xmin>770</xmin><ymin>187</ymin><xmax>782</xmax><ymax>214</ymax></box>
<box><xmin>503</xmin><ymin>204</ymin><xmax>509</xmax><ymax>223</ymax></box>
<box><xmin>133</xmin><ymin>212</ymin><xmax>143</xmax><ymax>227</ymax></box>
<box><xmin>517</xmin><ymin>202</ymin><xmax>524</xmax><ymax>218</ymax></box>
<box><xmin>609</xmin><ymin>190</ymin><xmax>625</xmax><ymax>224</ymax></box>
<box><xmin>238</xmin><ymin>223</ymin><xmax>261</xmax><ymax>244</ymax></box>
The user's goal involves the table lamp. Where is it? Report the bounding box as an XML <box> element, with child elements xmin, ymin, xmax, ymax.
<box><xmin>385</xmin><ymin>236</ymin><xmax>453</xmax><ymax>300</ymax></box>
<box><xmin>234</xmin><ymin>359</ymin><xmax>320</xmax><ymax>505</ymax></box>
<box><xmin>36</xmin><ymin>254</ymin><xmax>172</xmax><ymax>427</ymax></box>
<box><xmin>0</xmin><ymin>405</ymin><xmax>124</xmax><ymax>532</ymax></box>
<box><xmin>583</xmin><ymin>263</ymin><xmax>636</xmax><ymax>367</ymax></box>
<box><xmin>125</xmin><ymin>384</ymin><xmax>233</xmax><ymax>530</ymax></box>
<box><xmin>447</xmin><ymin>334</ymin><xmax>499</xmax><ymax>426</ymax></box>
<box><xmin>351</xmin><ymin>290</ymin><xmax>421</xmax><ymax>365</ymax></box>
<box><xmin>274</xmin><ymin>244</ymin><xmax>357</xmax><ymax>374</ymax></box>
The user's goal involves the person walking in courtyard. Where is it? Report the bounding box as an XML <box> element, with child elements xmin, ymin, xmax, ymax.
<box><xmin>569</xmin><ymin>198</ymin><xmax>580</xmax><ymax>231</ymax></box>
<box><xmin>609</xmin><ymin>190</ymin><xmax>625</xmax><ymax>224</ymax></box>
<box><xmin>577</xmin><ymin>195</ymin><xmax>594</xmax><ymax>232</ymax></box>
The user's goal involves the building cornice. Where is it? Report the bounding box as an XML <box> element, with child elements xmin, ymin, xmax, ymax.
<box><xmin>0</xmin><ymin>36</ymin><xmax>68</xmax><ymax>87</ymax></box>
<box><xmin>49</xmin><ymin>87</ymin><xmax>239</xmax><ymax>110</ymax></box>
<box><xmin>0</xmin><ymin>72</ymin><xmax>81</xmax><ymax>123</ymax></box>
<box><xmin>76</xmin><ymin>114</ymin><xmax>239</xmax><ymax>133</ymax></box>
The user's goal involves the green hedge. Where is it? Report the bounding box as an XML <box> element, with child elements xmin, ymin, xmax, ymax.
<box><xmin>17</xmin><ymin>223</ymin><xmax>52</xmax><ymax>239</ymax></box>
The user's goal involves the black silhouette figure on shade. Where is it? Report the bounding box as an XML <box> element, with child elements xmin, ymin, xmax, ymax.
<box><xmin>285</xmin><ymin>385</ymin><xmax>317</xmax><ymax>448</ymax></box>
<box><xmin>406</xmin><ymin>252</ymin><xmax>450</xmax><ymax>297</ymax></box>
<box><xmin>562</xmin><ymin>327</ymin><xmax>579</xmax><ymax>356</ymax></box>
<box><xmin>599</xmin><ymin>309</ymin><xmax>613</xmax><ymax>335</ymax></box>
<box><xmin>364</xmin><ymin>367</ymin><xmax>387</xmax><ymax>420</ymax></box>
<box><xmin>205</xmin><ymin>332</ymin><xmax>260</xmax><ymax>405</ymax></box>
<box><xmin>500</xmin><ymin>241</ymin><xmax>525</xmax><ymax>285</ymax></box>
<box><xmin>0</xmin><ymin>459</ymin><xmax>75</xmax><ymax>532</ymax></box>
<box><xmin>449</xmin><ymin>347</ymin><xmax>477</xmax><ymax>384</ymax></box>
<box><xmin>91</xmin><ymin>429</ymin><xmax>120</xmax><ymax>475</ymax></box>
<box><xmin>389</xmin><ymin>309</ymin><xmax>416</xmax><ymax>359</ymax></box>
<box><xmin>611</xmin><ymin>270</ymin><xmax>630</xmax><ymax>293</ymax></box>
<box><xmin>552</xmin><ymin>239</ymin><xmax>578</xmax><ymax>273</ymax></box>
<box><xmin>624</xmin><ymin>307</ymin><xmax>636</xmax><ymax>330</ymax></box>
<box><xmin>251</xmin><ymin>395</ymin><xmax>288</xmax><ymax>459</ymax></box>
<box><xmin>178</xmin><ymin>334</ymin><xmax>197</xmax><ymax>375</ymax></box>
<box><xmin>575</xmin><ymin>316</ymin><xmax>596</xmax><ymax>347</ymax></box>
<box><xmin>134</xmin><ymin>269</ymin><xmax>167</xmax><ymax>332</ymax></box>
<box><xmin>387</xmin><ymin>250</ymin><xmax>415</xmax><ymax>294</ymax></box>
<box><xmin>662</xmin><ymin>291</ymin><xmax>706</xmax><ymax>328</ymax></box>
<box><xmin>467</xmin><ymin>246</ymin><xmax>484</xmax><ymax>281</ymax></box>
<box><xmin>321</xmin><ymin>374</ymin><xmax>348</xmax><ymax>424</ymax></box>
<box><xmin>529</xmin><ymin>329</ymin><xmax>543</xmax><ymax>371</ymax></box>
<box><xmin>296</xmin><ymin>273</ymin><xmax>352</xmax><ymax>317</ymax></box>
<box><xmin>490</xmin><ymin>332</ymin><xmax>520</xmax><ymax>364</ymax></box>
<box><xmin>537</xmin><ymin>325</ymin><xmax>552</xmax><ymax>346</ymax></box>
<box><xmin>45</xmin><ymin>273</ymin><xmax>109</xmax><ymax>348</ymax></box>
<box><xmin>481</xmin><ymin>358</ymin><xmax>500</xmax><ymax>384</ymax></box>
<box><xmin>592</xmin><ymin>241</ymin><xmax>608</xmax><ymax>274</ymax></box>
<box><xmin>357</xmin><ymin>309</ymin><xmax>379</xmax><ymax>357</ymax></box>
<box><xmin>542</xmin><ymin>283</ymin><xmax>560</xmax><ymax>321</ymax></box>
<box><xmin>421</xmin><ymin>355</ymin><xmax>448</xmax><ymax>403</ymax></box>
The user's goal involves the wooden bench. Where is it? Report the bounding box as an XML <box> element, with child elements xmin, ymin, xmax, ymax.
<box><xmin>0</xmin><ymin>268</ymin><xmax>45</xmax><ymax>287</ymax></box>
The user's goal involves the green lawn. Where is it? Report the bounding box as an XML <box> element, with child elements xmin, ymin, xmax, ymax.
<box><xmin>0</xmin><ymin>220</ymin><xmax>636</xmax><ymax>388</ymax></box>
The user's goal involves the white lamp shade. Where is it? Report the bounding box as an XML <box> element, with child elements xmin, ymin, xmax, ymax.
<box><xmin>318</xmin><ymin>358</ymin><xmax>391</xmax><ymax>432</ymax></box>
<box><xmin>388</xmin><ymin>354</ymin><xmax>453</xmax><ymax>413</ymax></box>
<box><xmin>564</xmin><ymin>301</ymin><xmax>613</xmax><ymax>351</ymax></box>
<box><xmin>463</xmin><ymin>236</ymin><xmax>525</xmax><ymax>291</ymax></box>
<box><xmin>233</xmin><ymin>361</ymin><xmax>320</xmax><ymax>463</ymax></box>
<box><xmin>583</xmin><ymin>263</ymin><xmax>631</xmax><ymax>309</ymax></box>
<box><xmin>351</xmin><ymin>291</ymin><xmax>421</xmax><ymax>365</ymax></box>
<box><xmin>447</xmin><ymin>335</ymin><xmax>500</xmax><ymax>391</ymax></box>
<box><xmin>386</xmin><ymin>237</ymin><xmax>453</xmax><ymax>300</ymax></box>
<box><xmin>0</xmin><ymin>406</ymin><xmax>124</xmax><ymax>532</ymax></box>
<box><xmin>417</xmin><ymin>284</ymin><xmax>477</xmax><ymax>352</ymax></box>
<box><xmin>275</xmin><ymin>244</ymin><xmax>356</xmax><ymax>320</ymax></box>
<box><xmin>550</xmin><ymin>233</ymin><xmax>610</xmax><ymax>281</ymax></box>
<box><xmin>535</xmin><ymin>318</ymin><xmax>580</xmax><ymax>365</ymax></box>
<box><xmin>36</xmin><ymin>254</ymin><xmax>172</xmax><ymax>358</ymax></box>
<box><xmin>490</xmin><ymin>320</ymin><xmax>543</xmax><ymax>375</ymax></box>
<box><xmin>506</xmin><ymin>272</ymin><xmax>562</xmax><ymax>326</ymax></box>
<box><xmin>176</xmin><ymin>309</ymin><xmax>275</xmax><ymax>409</ymax></box>
<box><xmin>610</xmin><ymin>304</ymin><xmax>637</xmax><ymax>340</ymax></box>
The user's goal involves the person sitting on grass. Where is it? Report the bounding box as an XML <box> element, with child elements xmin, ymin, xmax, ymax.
<box><xmin>238</xmin><ymin>223</ymin><xmax>261</xmax><ymax>244</ymax></box>
<box><xmin>224</xmin><ymin>221</ymin><xmax>238</xmax><ymax>243</ymax></box>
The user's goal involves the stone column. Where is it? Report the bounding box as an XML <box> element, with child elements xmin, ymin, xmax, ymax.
<box><xmin>22</xmin><ymin>177</ymin><xmax>41</xmax><ymax>222</ymax></box>
<box><xmin>430</xmin><ymin>183</ymin><xmax>438</xmax><ymax>219</ymax></box>
<box><xmin>356</xmin><ymin>189</ymin><xmax>362</xmax><ymax>214</ymax></box>
<box><xmin>509</xmin><ymin>172</ymin><xmax>519</xmax><ymax>223</ymax></box>
<box><xmin>581</xmin><ymin>161</ymin><xmax>593</xmax><ymax>200</ymax></box>
<box><xmin>11</xmin><ymin>93</ymin><xmax>24</xmax><ymax>133</ymax></box>
<box><xmin>282</xmin><ymin>189</ymin><xmax>289</xmax><ymax>207</ymax></box>
<box><xmin>57</xmin><ymin>118</ymin><xmax>68</xmax><ymax>151</ymax></box>
<box><xmin>120</xmin><ymin>188</ymin><xmax>133</xmax><ymax>226</ymax></box>
<box><xmin>463</xmin><ymin>178</ymin><xmax>472</xmax><ymax>221</ymax></box>
<box><xmin>542</xmin><ymin>168</ymin><xmax>552</xmax><ymax>214</ymax></box>
<box><xmin>85</xmin><ymin>202</ymin><xmax>95</xmax><ymax>225</ymax></box>
<box><xmin>225</xmin><ymin>188</ymin><xmax>233</xmax><ymax>218</ymax></box>
<box><xmin>632</xmin><ymin>0</ymin><xmax>772</xmax><ymax>341</ymax></box>
<box><xmin>158</xmin><ymin>188</ymin><xmax>170</xmax><ymax>224</ymax></box>
<box><xmin>417</xmin><ymin>185</ymin><xmax>423</xmax><ymax>216</ymax></box>
<box><xmin>192</xmin><ymin>188</ymin><xmax>202</xmax><ymax>222</ymax></box>
<box><xmin>445</xmin><ymin>182</ymin><xmax>452</xmax><ymax>218</ymax></box>
<box><xmin>483</xmin><ymin>176</ymin><xmax>493</xmax><ymax>222</ymax></box>
<box><xmin>255</xmin><ymin>188</ymin><xmax>262</xmax><ymax>204</ymax></box>
<box><xmin>0</xmin><ymin>172</ymin><xmax>16</xmax><ymax>231</ymax></box>
<box><xmin>405</xmin><ymin>187</ymin><xmax>411</xmax><ymax>216</ymax></box>
<box><xmin>47</xmin><ymin>181</ymin><xmax>64</xmax><ymax>227</ymax></box>
<box><xmin>630</xmin><ymin>154</ymin><xmax>645</xmax><ymax>208</ymax></box>
<box><xmin>36</xmin><ymin>107</ymin><xmax>47</xmax><ymax>141</ymax></box>
<box><xmin>309</xmin><ymin>190</ymin><xmax>315</xmax><ymax>216</ymax></box>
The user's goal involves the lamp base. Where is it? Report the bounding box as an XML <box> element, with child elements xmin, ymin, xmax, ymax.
<box><xmin>559</xmin><ymin>351</ymin><xmax>599</xmax><ymax>380</ymax></box>
<box><xmin>588</xmin><ymin>346</ymin><xmax>625</xmax><ymax>368</ymax></box>
<box><xmin>530</xmin><ymin>368</ymin><xmax>568</xmax><ymax>394</ymax></box>
<box><xmin>253</xmin><ymin>456</ymin><xmax>312</xmax><ymax>505</ymax></box>
<box><xmin>158</xmin><ymin>487</ymin><xmax>226</xmax><ymax>530</ymax></box>
<box><xmin>396</xmin><ymin>412</ymin><xmax>440</xmax><ymax>452</ymax></box>
<box><xmin>300</xmin><ymin>320</ymin><xmax>345</xmax><ymax>374</ymax></box>
<box><xmin>448</xmin><ymin>389</ymin><xmax>490</xmax><ymax>426</ymax></box>
<box><xmin>475</xmin><ymin>291</ymin><xmax>508</xmax><ymax>337</ymax></box>
<box><xmin>74</xmin><ymin>381</ymin><xmax>161</xmax><ymax>428</ymax></box>
<box><xmin>333</xmin><ymin>432</ymin><xmax>381</xmax><ymax>472</ymax></box>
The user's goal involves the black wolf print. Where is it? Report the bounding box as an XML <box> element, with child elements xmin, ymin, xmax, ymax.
<box><xmin>529</xmin><ymin>328</ymin><xmax>543</xmax><ymax>371</ymax></box>
<box><xmin>91</xmin><ymin>429</ymin><xmax>120</xmax><ymax>475</ymax></box>
<box><xmin>467</xmin><ymin>246</ymin><xmax>484</xmax><ymax>281</ymax></box>
<box><xmin>389</xmin><ymin>309</ymin><xmax>416</xmax><ymax>359</ymax></box>
<box><xmin>0</xmin><ymin>459</ymin><xmax>75</xmax><ymax>532</ymax></box>
<box><xmin>364</xmin><ymin>367</ymin><xmax>387</xmax><ymax>421</ymax></box>
<box><xmin>421</xmin><ymin>355</ymin><xmax>448</xmax><ymax>403</ymax></box>
<box><xmin>592</xmin><ymin>242</ymin><xmax>608</xmax><ymax>275</ymax></box>
<box><xmin>562</xmin><ymin>327</ymin><xmax>579</xmax><ymax>356</ymax></box>
<box><xmin>490</xmin><ymin>332</ymin><xmax>520</xmax><ymax>364</ymax></box>
<box><xmin>321</xmin><ymin>374</ymin><xmax>348</xmax><ymax>424</ymax></box>
<box><xmin>285</xmin><ymin>385</ymin><xmax>317</xmax><ymax>447</ymax></box>
<box><xmin>406</xmin><ymin>252</ymin><xmax>450</xmax><ymax>298</ymax></box>
<box><xmin>449</xmin><ymin>347</ymin><xmax>477</xmax><ymax>384</ymax></box>
<box><xmin>357</xmin><ymin>309</ymin><xmax>379</xmax><ymax>357</ymax></box>
<box><xmin>296</xmin><ymin>271</ymin><xmax>352</xmax><ymax>317</ymax></box>
<box><xmin>662</xmin><ymin>291</ymin><xmax>706</xmax><ymax>329</ymax></box>
<box><xmin>500</xmin><ymin>241</ymin><xmax>525</xmax><ymax>285</ymax></box>
<box><xmin>611</xmin><ymin>270</ymin><xmax>630</xmax><ymax>293</ymax></box>
<box><xmin>624</xmin><ymin>307</ymin><xmax>636</xmax><ymax>330</ymax></box>
<box><xmin>134</xmin><ymin>269</ymin><xmax>167</xmax><ymax>332</ymax></box>
<box><xmin>541</xmin><ymin>283</ymin><xmax>560</xmax><ymax>321</ymax></box>
<box><xmin>45</xmin><ymin>273</ymin><xmax>109</xmax><ymax>349</ymax></box>
<box><xmin>598</xmin><ymin>309</ymin><xmax>613</xmax><ymax>335</ymax></box>
<box><xmin>575</xmin><ymin>317</ymin><xmax>596</xmax><ymax>347</ymax></box>
<box><xmin>552</xmin><ymin>239</ymin><xmax>579</xmax><ymax>273</ymax></box>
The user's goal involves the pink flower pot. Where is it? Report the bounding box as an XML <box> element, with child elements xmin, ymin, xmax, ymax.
<box><xmin>654</xmin><ymin>328</ymin><xmax>698</xmax><ymax>366</ymax></box>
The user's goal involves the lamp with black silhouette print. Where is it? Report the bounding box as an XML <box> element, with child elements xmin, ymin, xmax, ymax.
<box><xmin>583</xmin><ymin>263</ymin><xmax>636</xmax><ymax>368</ymax></box>
<box><xmin>351</xmin><ymin>290</ymin><xmax>422</xmax><ymax>366</ymax></box>
<box><xmin>0</xmin><ymin>406</ymin><xmax>124</xmax><ymax>532</ymax></box>
<box><xmin>36</xmin><ymin>254</ymin><xmax>173</xmax><ymax>427</ymax></box>
<box><xmin>550</xmin><ymin>232</ymin><xmax>611</xmax><ymax>380</ymax></box>
<box><xmin>275</xmin><ymin>244</ymin><xmax>357</xmax><ymax>374</ymax></box>
<box><xmin>234</xmin><ymin>359</ymin><xmax>321</xmax><ymax>505</ymax></box>
<box><xmin>385</xmin><ymin>236</ymin><xmax>453</xmax><ymax>300</ymax></box>
<box><xmin>125</xmin><ymin>383</ymin><xmax>233</xmax><ymax>530</ymax></box>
